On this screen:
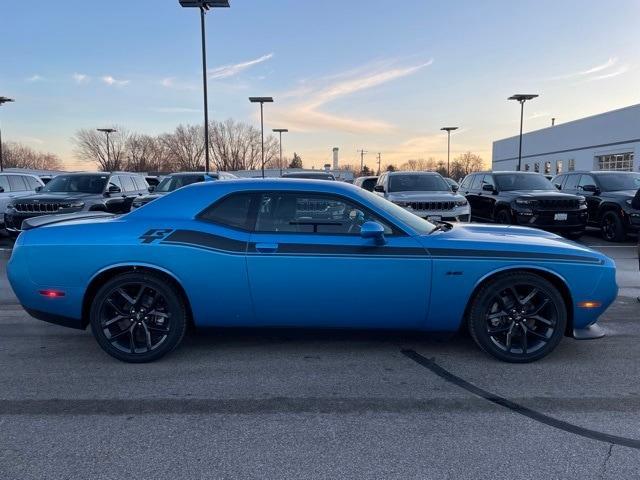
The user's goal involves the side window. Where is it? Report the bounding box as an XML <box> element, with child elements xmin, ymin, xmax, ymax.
<box><xmin>459</xmin><ymin>176</ymin><xmax>471</xmax><ymax>189</ymax></box>
<box><xmin>376</xmin><ymin>173</ymin><xmax>386</xmax><ymax>187</ymax></box>
<box><xmin>8</xmin><ymin>175</ymin><xmax>28</xmax><ymax>192</ymax></box>
<box><xmin>552</xmin><ymin>175</ymin><xmax>565</xmax><ymax>189</ymax></box>
<box><xmin>481</xmin><ymin>175</ymin><xmax>496</xmax><ymax>190</ymax></box>
<box><xmin>132</xmin><ymin>176</ymin><xmax>146</xmax><ymax>190</ymax></box>
<box><xmin>24</xmin><ymin>176</ymin><xmax>41</xmax><ymax>190</ymax></box>
<box><xmin>563</xmin><ymin>174</ymin><xmax>580</xmax><ymax>191</ymax></box>
<box><xmin>108</xmin><ymin>176</ymin><xmax>122</xmax><ymax>192</ymax></box>
<box><xmin>255</xmin><ymin>193</ymin><xmax>393</xmax><ymax>235</ymax></box>
<box><xmin>578</xmin><ymin>175</ymin><xmax>596</xmax><ymax>190</ymax></box>
<box><xmin>120</xmin><ymin>175</ymin><xmax>135</xmax><ymax>192</ymax></box>
<box><xmin>199</xmin><ymin>193</ymin><xmax>253</xmax><ymax>230</ymax></box>
<box><xmin>0</xmin><ymin>175</ymin><xmax>9</xmax><ymax>192</ymax></box>
<box><xmin>470</xmin><ymin>175</ymin><xmax>483</xmax><ymax>190</ymax></box>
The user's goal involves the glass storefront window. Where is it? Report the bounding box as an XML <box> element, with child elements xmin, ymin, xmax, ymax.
<box><xmin>596</xmin><ymin>152</ymin><xmax>634</xmax><ymax>171</ymax></box>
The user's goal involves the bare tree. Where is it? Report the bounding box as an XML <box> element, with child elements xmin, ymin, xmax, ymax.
<box><xmin>72</xmin><ymin>127</ymin><xmax>130</xmax><ymax>171</ymax></box>
<box><xmin>1</xmin><ymin>142</ymin><xmax>62</xmax><ymax>170</ymax></box>
<box><xmin>160</xmin><ymin>124</ymin><xmax>204</xmax><ymax>171</ymax></box>
<box><xmin>208</xmin><ymin>119</ymin><xmax>279</xmax><ymax>171</ymax></box>
<box><xmin>450</xmin><ymin>152</ymin><xmax>484</xmax><ymax>179</ymax></box>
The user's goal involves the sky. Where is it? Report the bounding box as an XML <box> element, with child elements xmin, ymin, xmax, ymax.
<box><xmin>1</xmin><ymin>0</ymin><xmax>639</xmax><ymax>171</ymax></box>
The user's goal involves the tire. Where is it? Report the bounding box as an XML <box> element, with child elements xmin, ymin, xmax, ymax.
<box><xmin>90</xmin><ymin>272</ymin><xmax>187</xmax><ymax>363</ymax></box>
<box><xmin>495</xmin><ymin>209</ymin><xmax>513</xmax><ymax>225</ymax></box>
<box><xmin>601</xmin><ymin>211</ymin><xmax>626</xmax><ymax>242</ymax></box>
<box><xmin>467</xmin><ymin>272</ymin><xmax>567</xmax><ymax>363</ymax></box>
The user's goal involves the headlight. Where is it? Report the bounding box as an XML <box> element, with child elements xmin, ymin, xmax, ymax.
<box><xmin>515</xmin><ymin>198</ymin><xmax>537</xmax><ymax>206</ymax></box>
<box><xmin>455</xmin><ymin>199</ymin><xmax>468</xmax><ymax>207</ymax></box>
<box><xmin>393</xmin><ymin>201</ymin><xmax>409</xmax><ymax>207</ymax></box>
<box><xmin>626</xmin><ymin>199</ymin><xmax>633</xmax><ymax>206</ymax></box>
<box><xmin>578</xmin><ymin>196</ymin><xmax>587</xmax><ymax>206</ymax></box>
<box><xmin>6</xmin><ymin>203</ymin><xmax>15</xmax><ymax>211</ymax></box>
<box><xmin>61</xmin><ymin>201</ymin><xmax>85</xmax><ymax>209</ymax></box>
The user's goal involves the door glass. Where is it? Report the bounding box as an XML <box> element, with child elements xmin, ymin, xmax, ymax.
<box><xmin>255</xmin><ymin>193</ymin><xmax>392</xmax><ymax>235</ymax></box>
<box><xmin>24</xmin><ymin>176</ymin><xmax>41</xmax><ymax>190</ymax></box>
<box><xmin>8</xmin><ymin>175</ymin><xmax>28</xmax><ymax>192</ymax></box>
<box><xmin>470</xmin><ymin>175</ymin><xmax>482</xmax><ymax>190</ymax></box>
<box><xmin>120</xmin><ymin>176</ymin><xmax>135</xmax><ymax>192</ymax></box>
<box><xmin>564</xmin><ymin>174</ymin><xmax>580</xmax><ymax>190</ymax></box>
<box><xmin>578</xmin><ymin>175</ymin><xmax>596</xmax><ymax>191</ymax></box>
<box><xmin>108</xmin><ymin>176</ymin><xmax>122</xmax><ymax>191</ymax></box>
<box><xmin>0</xmin><ymin>175</ymin><xmax>10</xmax><ymax>192</ymax></box>
<box><xmin>481</xmin><ymin>175</ymin><xmax>496</xmax><ymax>190</ymax></box>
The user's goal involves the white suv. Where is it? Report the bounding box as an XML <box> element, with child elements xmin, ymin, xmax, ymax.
<box><xmin>0</xmin><ymin>173</ymin><xmax>45</xmax><ymax>229</ymax></box>
<box><xmin>373</xmin><ymin>171</ymin><xmax>470</xmax><ymax>222</ymax></box>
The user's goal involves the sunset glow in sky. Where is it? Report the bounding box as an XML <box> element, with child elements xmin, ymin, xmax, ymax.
<box><xmin>1</xmin><ymin>0</ymin><xmax>639</xmax><ymax>171</ymax></box>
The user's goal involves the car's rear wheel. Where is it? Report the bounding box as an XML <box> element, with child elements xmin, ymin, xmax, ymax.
<box><xmin>495</xmin><ymin>209</ymin><xmax>513</xmax><ymax>224</ymax></box>
<box><xmin>90</xmin><ymin>272</ymin><xmax>187</xmax><ymax>363</ymax></box>
<box><xmin>467</xmin><ymin>272</ymin><xmax>567</xmax><ymax>363</ymax></box>
<box><xmin>601</xmin><ymin>211</ymin><xmax>626</xmax><ymax>242</ymax></box>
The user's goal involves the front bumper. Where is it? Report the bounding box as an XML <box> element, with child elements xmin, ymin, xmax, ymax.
<box><xmin>402</xmin><ymin>205</ymin><xmax>471</xmax><ymax>222</ymax></box>
<box><xmin>513</xmin><ymin>209</ymin><xmax>588</xmax><ymax>231</ymax></box>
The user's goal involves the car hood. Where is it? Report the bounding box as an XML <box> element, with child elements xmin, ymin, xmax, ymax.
<box><xmin>12</xmin><ymin>192</ymin><xmax>99</xmax><ymax>203</ymax></box>
<box><xmin>387</xmin><ymin>191</ymin><xmax>463</xmax><ymax>202</ymax></box>
<box><xmin>426</xmin><ymin>223</ymin><xmax>611</xmax><ymax>265</ymax></box>
<box><xmin>500</xmin><ymin>190</ymin><xmax>582</xmax><ymax>200</ymax></box>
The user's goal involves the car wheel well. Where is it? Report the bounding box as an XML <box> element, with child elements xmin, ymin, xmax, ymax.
<box><xmin>493</xmin><ymin>205</ymin><xmax>512</xmax><ymax>221</ymax></box>
<box><xmin>463</xmin><ymin>268</ymin><xmax>574</xmax><ymax>336</ymax></box>
<box><xmin>81</xmin><ymin>266</ymin><xmax>193</xmax><ymax>329</ymax></box>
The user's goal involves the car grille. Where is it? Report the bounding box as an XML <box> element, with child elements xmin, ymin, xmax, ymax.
<box><xmin>408</xmin><ymin>201</ymin><xmax>455</xmax><ymax>211</ymax></box>
<box><xmin>14</xmin><ymin>202</ymin><xmax>63</xmax><ymax>213</ymax></box>
<box><xmin>537</xmin><ymin>199</ymin><xmax>579</xmax><ymax>210</ymax></box>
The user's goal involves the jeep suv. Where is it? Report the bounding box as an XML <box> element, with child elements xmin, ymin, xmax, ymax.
<box><xmin>552</xmin><ymin>171</ymin><xmax>640</xmax><ymax>241</ymax></box>
<box><xmin>461</xmin><ymin>171</ymin><xmax>587</xmax><ymax>237</ymax></box>
<box><xmin>0</xmin><ymin>173</ymin><xmax>44</xmax><ymax>230</ymax></box>
<box><xmin>374</xmin><ymin>171</ymin><xmax>470</xmax><ymax>222</ymax></box>
<box><xmin>4</xmin><ymin>172</ymin><xmax>148</xmax><ymax>234</ymax></box>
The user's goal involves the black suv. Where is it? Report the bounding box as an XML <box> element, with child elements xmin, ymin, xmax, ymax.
<box><xmin>460</xmin><ymin>171</ymin><xmax>588</xmax><ymax>237</ymax></box>
<box><xmin>4</xmin><ymin>172</ymin><xmax>148</xmax><ymax>234</ymax></box>
<box><xmin>552</xmin><ymin>171</ymin><xmax>640</xmax><ymax>241</ymax></box>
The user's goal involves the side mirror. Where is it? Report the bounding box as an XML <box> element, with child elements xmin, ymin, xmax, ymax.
<box><xmin>373</xmin><ymin>184</ymin><xmax>385</xmax><ymax>193</ymax></box>
<box><xmin>148</xmin><ymin>185</ymin><xmax>155</xmax><ymax>193</ymax></box>
<box><xmin>554</xmin><ymin>183</ymin><xmax>562</xmax><ymax>190</ymax></box>
<box><xmin>35</xmin><ymin>185</ymin><xmax>43</xmax><ymax>192</ymax></box>
<box><xmin>582</xmin><ymin>184</ymin><xmax>598</xmax><ymax>193</ymax></box>
<box><xmin>482</xmin><ymin>184</ymin><xmax>495</xmax><ymax>192</ymax></box>
<box><xmin>360</xmin><ymin>221</ymin><xmax>386</xmax><ymax>245</ymax></box>
<box><xmin>450</xmin><ymin>184</ymin><xmax>459</xmax><ymax>192</ymax></box>
<box><xmin>107</xmin><ymin>185</ymin><xmax>121</xmax><ymax>194</ymax></box>
<box><xmin>0</xmin><ymin>186</ymin><xmax>4</xmax><ymax>193</ymax></box>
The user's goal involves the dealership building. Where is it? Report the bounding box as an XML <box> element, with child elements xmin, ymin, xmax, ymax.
<box><xmin>492</xmin><ymin>103</ymin><xmax>639</xmax><ymax>174</ymax></box>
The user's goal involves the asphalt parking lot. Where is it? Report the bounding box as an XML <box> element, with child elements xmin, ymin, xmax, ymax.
<box><xmin>1</xmin><ymin>230</ymin><xmax>639</xmax><ymax>479</ymax></box>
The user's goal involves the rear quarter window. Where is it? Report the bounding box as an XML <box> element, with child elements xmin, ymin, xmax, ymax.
<box><xmin>8</xmin><ymin>175</ymin><xmax>28</xmax><ymax>192</ymax></box>
<box><xmin>198</xmin><ymin>193</ymin><xmax>254</xmax><ymax>231</ymax></box>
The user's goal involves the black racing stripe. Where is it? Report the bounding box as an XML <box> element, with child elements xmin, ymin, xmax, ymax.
<box><xmin>428</xmin><ymin>248</ymin><xmax>602</xmax><ymax>264</ymax></box>
<box><xmin>250</xmin><ymin>242</ymin><xmax>426</xmax><ymax>256</ymax></box>
<box><xmin>161</xmin><ymin>229</ymin><xmax>247</xmax><ymax>253</ymax></box>
<box><xmin>402</xmin><ymin>350</ymin><xmax>640</xmax><ymax>450</ymax></box>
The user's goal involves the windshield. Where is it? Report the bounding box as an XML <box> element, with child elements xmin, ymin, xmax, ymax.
<box><xmin>495</xmin><ymin>173</ymin><xmax>555</xmax><ymax>191</ymax></box>
<box><xmin>597</xmin><ymin>173</ymin><xmax>640</xmax><ymax>191</ymax></box>
<box><xmin>155</xmin><ymin>174</ymin><xmax>205</xmax><ymax>193</ymax></box>
<box><xmin>42</xmin><ymin>174</ymin><xmax>107</xmax><ymax>194</ymax></box>
<box><xmin>360</xmin><ymin>188</ymin><xmax>435</xmax><ymax>235</ymax></box>
<box><xmin>389</xmin><ymin>174</ymin><xmax>449</xmax><ymax>192</ymax></box>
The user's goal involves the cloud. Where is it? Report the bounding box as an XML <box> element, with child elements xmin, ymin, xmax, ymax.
<box><xmin>160</xmin><ymin>77</ymin><xmax>197</xmax><ymax>91</ymax></box>
<box><xmin>269</xmin><ymin>58</ymin><xmax>434</xmax><ymax>134</ymax></box>
<box><xmin>152</xmin><ymin>107</ymin><xmax>201</xmax><ymax>113</ymax></box>
<box><xmin>72</xmin><ymin>73</ymin><xmax>90</xmax><ymax>84</ymax></box>
<box><xmin>527</xmin><ymin>111</ymin><xmax>550</xmax><ymax>120</ymax></box>
<box><xmin>548</xmin><ymin>57</ymin><xmax>629</xmax><ymax>82</ymax></box>
<box><xmin>208</xmin><ymin>53</ymin><xmax>273</xmax><ymax>80</ymax></box>
<box><xmin>102</xmin><ymin>76</ymin><xmax>130</xmax><ymax>87</ymax></box>
<box><xmin>26</xmin><ymin>74</ymin><xmax>44</xmax><ymax>82</ymax></box>
<box><xmin>16</xmin><ymin>136</ymin><xmax>44</xmax><ymax>145</ymax></box>
<box><xmin>587</xmin><ymin>64</ymin><xmax>630</xmax><ymax>81</ymax></box>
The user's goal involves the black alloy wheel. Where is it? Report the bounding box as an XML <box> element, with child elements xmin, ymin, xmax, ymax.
<box><xmin>495</xmin><ymin>209</ymin><xmax>513</xmax><ymax>225</ymax></box>
<box><xmin>90</xmin><ymin>272</ymin><xmax>187</xmax><ymax>363</ymax></box>
<box><xmin>468</xmin><ymin>272</ymin><xmax>566</xmax><ymax>363</ymax></box>
<box><xmin>601</xmin><ymin>211</ymin><xmax>626</xmax><ymax>242</ymax></box>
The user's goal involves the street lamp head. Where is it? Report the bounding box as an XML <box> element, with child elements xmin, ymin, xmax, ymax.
<box><xmin>0</xmin><ymin>97</ymin><xmax>15</xmax><ymax>106</ymax></box>
<box><xmin>179</xmin><ymin>0</ymin><xmax>230</xmax><ymax>9</ymax></box>
<box><xmin>272</xmin><ymin>128</ymin><xmax>288</xmax><ymax>133</ymax></box>
<box><xmin>249</xmin><ymin>97</ymin><xmax>274</xmax><ymax>103</ymax></box>
<box><xmin>508</xmin><ymin>94</ymin><xmax>539</xmax><ymax>102</ymax></box>
<box><xmin>440</xmin><ymin>127</ymin><xmax>458</xmax><ymax>132</ymax></box>
<box><xmin>97</xmin><ymin>128</ymin><xmax>117</xmax><ymax>134</ymax></box>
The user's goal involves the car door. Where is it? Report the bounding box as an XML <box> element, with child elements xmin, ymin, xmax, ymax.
<box><xmin>577</xmin><ymin>174</ymin><xmax>601</xmax><ymax>222</ymax></box>
<box><xmin>477</xmin><ymin>174</ymin><xmax>497</xmax><ymax>220</ymax></box>
<box><xmin>246</xmin><ymin>191</ymin><xmax>430</xmax><ymax>329</ymax></box>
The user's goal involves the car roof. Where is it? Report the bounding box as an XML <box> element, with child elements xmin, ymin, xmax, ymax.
<box><xmin>0</xmin><ymin>172</ymin><xmax>40</xmax><ymax>177</ymax></box>
<box><xmin>387</xmin><ymin>171</ymin><xmax>440</xmax><ymax>176</ymax></box>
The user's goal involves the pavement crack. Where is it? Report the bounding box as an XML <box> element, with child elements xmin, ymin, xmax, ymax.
<box><xmin>599</xmin><ymin>444</ymin><xmax>614</xmax><ymax>479</ymax></box>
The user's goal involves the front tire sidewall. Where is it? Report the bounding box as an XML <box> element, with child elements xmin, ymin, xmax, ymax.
<box><xmin>90</xmin><ymin>273</ymin><xmax>187</xmax><ymax>363</ymax></box>
<box><xmin>601</xmin><ymin>211</ymin><xmax>625</xmax><ymax>242</ymax></box>
<box><xmin>468</xmin><ymin>273</ymin><xmax>567</xmax><ymax>363</ymax></box>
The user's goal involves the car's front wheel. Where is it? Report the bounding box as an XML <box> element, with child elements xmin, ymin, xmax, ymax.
<box><xmin>467</xmin><ymin>272</ymin><xmax>567</xmax><ymax>363</ymax></box>
<box><xmin>601</xmin><ymin>211</ymin><xmax>626</xmax><ymax>242</ymax></box>
<box><xmin>90</xmin><ymin>272</ymin><xmax>187</xmax><ymax>363</ymax></box>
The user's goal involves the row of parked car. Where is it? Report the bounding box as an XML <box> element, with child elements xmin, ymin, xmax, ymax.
<box><xmin>351</xmin><ymin>170</ymin><xmax>640</xmax><ymax>242</ymax></box>
<box><xmin>0</xmin><ymin>170</ymin><xmax>237</xmax><ymax>236</ymax></box>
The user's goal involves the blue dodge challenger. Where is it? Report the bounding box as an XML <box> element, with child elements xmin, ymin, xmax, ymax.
<box><xmin>7</xmin><ymin>179</ymin><xmax>617</xmax><ymax>363</ymax></box>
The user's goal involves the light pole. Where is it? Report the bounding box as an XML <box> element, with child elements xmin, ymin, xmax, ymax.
<box><xmin>272</xmin><ymin>128</ymin><xmax>288</xmax><ymax>176</ymax></box>
<box><xmin>440</xmin><ymin>126</ymin><xmax>458</xmax><ymax>177</ymax></box>
<box><xmin>0</xmin><ymin>96</ymin><xmax>15</xmax><ymax>172</ymax></box>
<box><xmin>97</xmin><ymin>128</ymin><xmax>117</xmax><ymax>169</ymax></box>
<box><xmin>179</xmin><ymin>1</ymin><xmax>230</xmax><ymax>174</ymax></box>
<box><xmin>508</xmin><ymin>94</ymin><xmax>538</xmax><ymax>171</ymax></box>
<box><xmin>249</xmin><ymin>97</ymin><xmax>273</xmax><ymax>178</ymax></box>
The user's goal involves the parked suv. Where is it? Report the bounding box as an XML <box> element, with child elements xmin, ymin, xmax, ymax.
<box><xmin>552</xmin><ymin>171</ymin><xmax>640</xmax><ymax>241</ymax></box>
<box><xmin>4</xmin><ymin>172</ymin><xmax>148</xmax><ymax>234</ymax></box>
<box><xmin>373</xmin><ymin>171</ymin><xmax>470</xmax><ymax>222</ymax></box>
<box><xmin>131</xmin><ymin>171</ymin><xmax>235</xmax><ymax>209</ymax></box>
<box><xmin>461</xmin><ymin>171</ymin><xmax>587</xmax><ymax>237</ymax></box>
<box><xmin>0</xmin><ymin>173</ymin><xmax>45</xmax><ymax>230</ymax></box>
<box><xmin>353</xmin><ymin>175</ymin><xmax>378</xmax><ymax>191</ymax></box>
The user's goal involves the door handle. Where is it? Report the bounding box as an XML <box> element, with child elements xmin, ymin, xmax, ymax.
<box><xmin>255</xmin><ymin>242</ymin><xmax>278</xmax><ymax>253</ymax></box>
